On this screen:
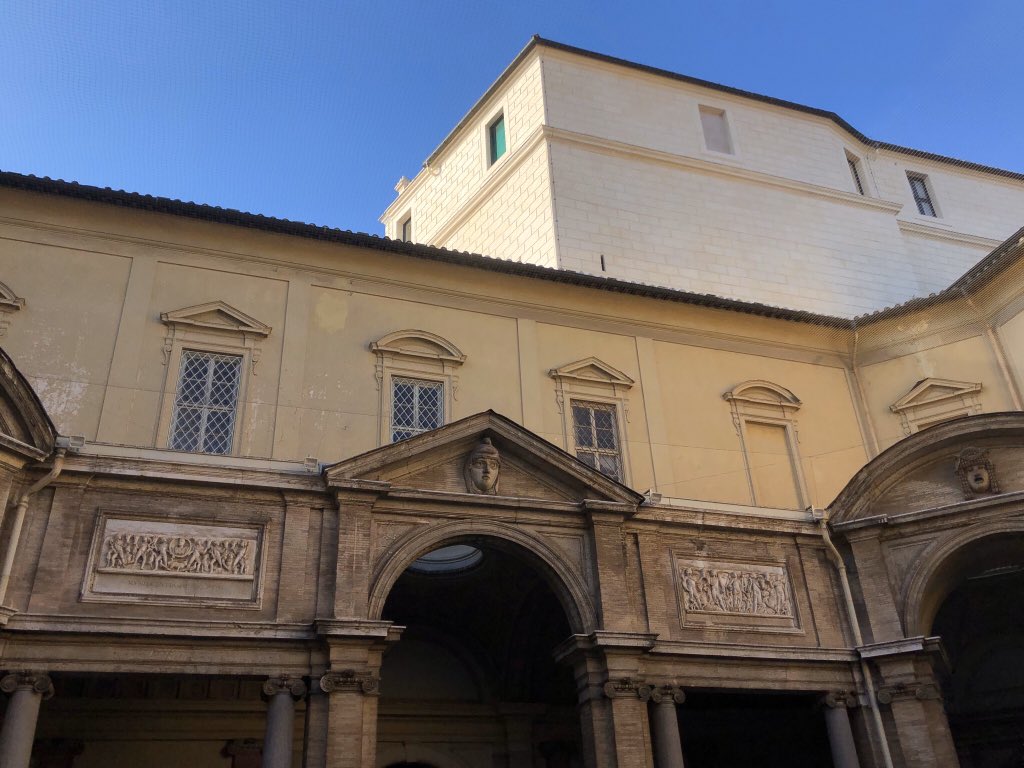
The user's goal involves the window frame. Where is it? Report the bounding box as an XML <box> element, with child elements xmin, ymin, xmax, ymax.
<box><xmin>370</xmin><ymin>329</ymin><xmax>465</xmax><ymax>447</ymax></box>
<box><xmin>399</xmin><ymin>213</ymin><xmax>413</xmax><ymax>243</ymax></box>
<box><xmin>549</xmin><ymin>357</ymin><xmax>634</xmax><ymax>486</ymax></box>
<box><xmin>487</xmin><ymin>113</ymin><xmax>507</xmax><ymax>166</ymax></box>
<box><xmin>480</xmin><ymin>101</ymin><xmax>510</xmax><ymax>172</ymax></box>
<box><xmin>698</xmin><ymin>104</ymin><xmax>736</xmax><ymax>157</ymax></box>
<box><xmin>723</xmin><ymin>380</ymin><xmax>808</xmax><ymax>510</ymax></box>
<box><xmin>389</xmin><ymin>375</ymin><xmax>445</xmax><ymax>443</ymax></box>
<box><xmin>846</xmin><ymin>151</ymin><xmax>866</xmax><ymax>195</ymax></box>
<box><xmin>156</xmin><ymin>302</ymin><xmax>269</xmax><ymax>457</ymax></box>
<box><xmin>570</xmin><ymin>399</ymin><xmax>624</xmax><ymax>482</ymax></box>
<box><xmin>168</xmin><ymin>349</ymin><xmax>244</xmax><ymax>455</ymax></box>
<box><xmin>907</xmin><ymin>172</ymin><xmax>939</xmax><ymax>217</ymax></box>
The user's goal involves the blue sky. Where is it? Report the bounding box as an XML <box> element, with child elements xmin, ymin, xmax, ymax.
<box><xmin>3</xmin><ymin>1</ymin><xmax>1022</xmax><ymax>235</ymax></box>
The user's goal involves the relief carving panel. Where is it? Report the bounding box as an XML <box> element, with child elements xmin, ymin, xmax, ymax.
<box><xmin>83</xmin><ymin>514</ymin><xmax>263</xmax><ymax>607</ymax></box>
<box><xmin>675</xmin><ymin>558</ymin><xmax>798</xmax><ymax>630</ymax></box>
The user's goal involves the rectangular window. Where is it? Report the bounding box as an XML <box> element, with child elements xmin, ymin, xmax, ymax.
<box><xmin>907</xmin><ymin>173</ymin><xmax>937</xmax><ymax>216</ymax></box>
<box><xmin>400</xmin><ymin>215</ymin><xmax>413</xmax><ymax>242</ymax></box>
<box><xmin>391</xmin><ymin>377</ymin><xmax>443</xmax><ymax>442</ymax></box>
<box><xmin>699</xmin><ymin>106</ymin><xmax>733</xmax><ymax>154</ymax></box>
<box><xmin>571</xmin><ymin>401</ymin><xmax>623</xmax><ymax>481</ymax></box>
<box><xmin>169</xmin><ymin>350</ymin><xmax>243</xmax><ymax>455</ymax></box>
<box><xmin>847</xmin><ymin>153</ymin><xmax>865</xmax><ymax>195</ymax></box>
<box><xmin>488</xmin><ymin>114</ymin><xmax>506</xmax><ymax>165</ymax></box>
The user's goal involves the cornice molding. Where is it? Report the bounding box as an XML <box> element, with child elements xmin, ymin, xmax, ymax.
<box><xmin>543</xmin><ymin>125</ymin><xmax>905</xmax><ymax>214</ymax></box>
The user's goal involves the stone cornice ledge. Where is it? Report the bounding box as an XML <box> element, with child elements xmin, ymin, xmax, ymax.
<box><xmin>858</xmin><ymin>635</ymin><xmax>942</xmax><ymax>660</ymax></box>
<box><xmin>651</xmin><ymin>640</ymin><xmax>856</xmax><ymax>663</ymax></box>
<box><xmin>5</xmin><ymin>614</ymin><xmax>315</xmax><ymax>640</ymax></box>
<box><xmin>897</xmin><ymin>219</ymin><xmax>1003</xmax><ymax>249</ymax></box>
<box><xmin>314</xmin><ymin>619</ymin><xmax>397</xmax><ymax>639</ymax></box>
<box><xmin>544</xmin><ymin>126</ymin><xmax>905</xmax><ymax>214</ymax></box>
<box><xmin>833</xmin><ymin>489</ymin><xmax>1024</xmax><ymax>534</ymax></box>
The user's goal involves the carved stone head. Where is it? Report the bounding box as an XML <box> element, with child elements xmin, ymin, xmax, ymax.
<box><xmin>955</xmin><ymin>447</ymin><xmax>998</xmax><ymax>497</ymax></box>
<box><xmin>464</xmin><ymin>437</ymin><xmax>501</xmax><ymax>495</ymax></box>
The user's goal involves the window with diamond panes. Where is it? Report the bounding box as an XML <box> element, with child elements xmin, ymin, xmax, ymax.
<box><xmin>169</xmin><ymin>350</ymin><xmax>243</xmax><ymax>455</ymax></box>
<box><xmin>391</xmin><ymin>377</ymin><xmax>443</xmax><ymax>442</ymax></box>
<box><xmin>571</xmin><ymin>401</ymin><xmax>623</xmax><ymax>481</ymax></box>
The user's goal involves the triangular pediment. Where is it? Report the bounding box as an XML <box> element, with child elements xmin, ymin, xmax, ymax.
<box><xmin>549</xmin><ymin>357</ymin><xmax>634</xmax><ymax>388</ymax></box>
<box><xmin>890</xmin><ymin>378</ymin><xmax>981</xmax><ymax>413</ymax></box>
<box><xmin>0</xmin><ymin>281</ymin><xmax>25</xmax><ymax>311</ymax></box>
<box><xmin>324</xmin><ymin>411</ymin><xmax>643</xmax><ymax>506</ymax></box>
<box><xmin>160</xmin><ymin>301</ymin><xmax>271</xmax><ymax>337</ymax></box>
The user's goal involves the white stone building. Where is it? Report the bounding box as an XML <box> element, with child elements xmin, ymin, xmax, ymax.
<box><xmin>381</xmin><ymin>37</ymin><xmax>1024</xmax><ymax>318</ymax></box>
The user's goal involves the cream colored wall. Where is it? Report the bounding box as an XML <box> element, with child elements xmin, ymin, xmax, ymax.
<box><xmin>858</xmin><ymin>334</ymin><xmax>1018</xmax><ymax>451</ymax></box>
<box><xmin>2</xmin><ymin>188</ymin><xmax>1021</xmax><ymax>508</ymax></box>
<box><xmin>999</xmin><ymin>308</ymin><xmax>1024</xmax><ymax>396</ymax></box>
<box><xmin>0</xmin><ymin>218</ymin><xmax>130</xmax><ymax>439</ymax></box>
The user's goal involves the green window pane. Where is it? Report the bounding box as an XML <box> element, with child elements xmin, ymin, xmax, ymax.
<box><xmin>489</xmin><ymin>115</ymin><xmax>506</xmax><ymax>165</ymax></box>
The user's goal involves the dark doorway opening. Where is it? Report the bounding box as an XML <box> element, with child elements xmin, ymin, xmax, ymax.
<box><xmin>379</xmin><ymin>540</ymin><xmax>581</xmax><ymax>767</ymax></box>
<box><xmin>933</xmin><ymin>561</ymin><xmax>1024</xmax><ymax>768</ymax></box>
<box><xmin>678</xmin><ymin>691</ymin><xmax>833</xmax><ymax>768</ymax></box>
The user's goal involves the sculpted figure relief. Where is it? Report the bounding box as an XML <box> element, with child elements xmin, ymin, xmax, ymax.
<box><xmin>102</xmin><ymin>532</ymin><xmax>252</xmax><ymax>577</ymax></box>
<box><xmin>464</xmin><ymin>437</ymin><xmax>501</xmax><ymax>495</ymax></box>
<box><xmin>678</xmin><ymin>564</ymin><xmax>792</xmax><ymax>617</ymax></box>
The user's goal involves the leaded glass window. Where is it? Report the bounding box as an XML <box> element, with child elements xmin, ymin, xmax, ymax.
<box><xmin>392</xmin><ymin>377</ymin><xmax>443</xmax><ymax>442</ymax></box>
<box><xmin>571</xmin><ymin>401</ymin><xmax>622</xmax><ymax>481</ymax></box>
<box><xmin>169</xmin><ymin>350</ymin><xmax>242</xmax><ymax>455</ymax></box>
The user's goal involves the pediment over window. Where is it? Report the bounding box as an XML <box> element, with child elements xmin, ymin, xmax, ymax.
<box><xmin>723</xmin><ymin>380</ymin><xmax>801</xmax><ymax>410</ymax></box>
<box><xmin>160</xmin><ymin>302</ymin><xmax>271</xmax><ymax>337</ymax></box>
<box><xmin>0</xmin><ymin>281</ymin><xmax>25</xmax><ymax>312</ymax></box>
<box><xmin>548</xmin><ymin>358</ymin><xmax>634</xmax><ymax>388</ymax></box>
<box><xmin>890</xmin><ymin>378</ymin><xmax>982</xmax><ymax>435</ymax></box>
<box><xmin>324</xmin><ymin>410</ymin><xmax>643</xmax><ymax>507</ymax></box>
<box><xmin>891</xmin><ymin>378</ymin><xmax>981</xmax><ymax>412</ymax></box>
<box><xmin>0</xmin><ymin>348</ymin><xmax>56</xmax><ymax>462</ymax></box>
<box><xmin>369</xmin><ymin>330</ymin><xmax>465</xmax><ymax>365</ymax></box>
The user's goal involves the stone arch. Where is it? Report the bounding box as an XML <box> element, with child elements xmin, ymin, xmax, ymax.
<box><xmin>377</xmin><ymin>743</ymin><xmax>473</xmax><ymax>768</ymax></box>
<box><xmin>903</xmin><ymin>519</ymin><xmax>1024</xmax><ymax>636</ymax></box>
<box><xmin>368</xmin><ymin>519</ymin><xmax>595</xmax><ymax>634</ymax></box>
<box><xmin>0</xmin><ymin>347</ymin><xmax>56</xmax><ymax>461</ymax></box>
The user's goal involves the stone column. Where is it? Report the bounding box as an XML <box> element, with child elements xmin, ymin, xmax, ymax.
<box><xmin>821</xmin><ymin>692</ymin><xmax>861</xmax><ymax>768</ymax></box>
<box><xmin>877</xmin><ymin>680</ymin><xmax>958</xmax><ymax>768</ymax></box>
<box><xmin>0</xmin><ymin>671</ymin><xmax>54</xmax><ymax>768</ymax></box>
<box><xmin>320</xmin><ymin>668</ymin><xmax>380</xmax><ymax>768</ymax></box>
<box><xmin>647</xmin><ymin>685</ymin><xmax>685</xmax><ymax>768</ymax></box>
<box><xmin>261</xmin><ymin>676</ymin><xmax>306</xmax><ymax>768</ymax></box>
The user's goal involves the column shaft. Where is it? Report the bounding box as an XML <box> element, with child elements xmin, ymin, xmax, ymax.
<box><xmin>824</xmin><ymin>705</ymin><xmax>861</xmax><ymax>768</ymax></box>
<box><xmin>651</xmin><ymin>697</ymin><xmax>685</xmax><ymax>768</ymax></box>
<box><xmin>0</xmin><ymin>673</ymin><xmax>52</xmax><ymax>768</ymax></box>
<box><xmin>262</xmin><ymin>692</ymin><xmax>296</xmax><ymax>768</ymax></box>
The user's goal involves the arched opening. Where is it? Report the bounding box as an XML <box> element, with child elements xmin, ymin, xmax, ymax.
<box><xmin>378</xmin><ymin>537</ymin><xmax>583</xmax><ymax>768</ymax></box>
<box><xmin>924</xmin><ymin>533</ymin><xmax>1024</xmax><ymax>767</ymax></box>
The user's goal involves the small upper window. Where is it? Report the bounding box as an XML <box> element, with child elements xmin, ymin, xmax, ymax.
<box><xmin>392</xmin><ymin>377</ymin><xmax>443</xmax><ymax>442</ymax></box>
<box><xmin>699</xmin><ymin>106</ymin><xmax>733</xmax><ymax>154</ymax></box>
<box><xmin>169</xmin><ymin>350</ymin><xmax>243</xmax><ymax>454</ymax></box>
<box><xmin>400</xmin><ymin>215</ymin><xmax>413</xmax><ymax>242</ymax></box>
<box><xmin>488</xmin><ymin>114</ymin><xmax>507</xmax><ymax>165</ymax></box>
<box><xmin>907</xmin><ymin>173</ymin><xmax>937</xmax><ymax>217</ymax></box>
<box><xmin>846</xmin><ymin>153</ymin><xmax>865</xmax><ymax>195</ymax></box>
<box><xmin>571</xmin><ymin>401</ymin><xmax>623</xmax><ymax>481</ymax></box>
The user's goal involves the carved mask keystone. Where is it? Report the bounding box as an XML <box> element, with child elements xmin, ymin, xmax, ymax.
<box><xmin>463</xmin><ymin>437</ymin><xmax>501</xmax><ymax>495</ymax></box>
<box><xmin>954</xmin><ymin>447</ymin><xmax>999</xmax><ymax>498</ymax></box>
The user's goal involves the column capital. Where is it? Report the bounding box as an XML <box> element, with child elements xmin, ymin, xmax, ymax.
<box><xmin>319</xmin><ymin>669</ymin><xmax>379</xmax><ymax>696</ymax></box>
<box><xmin>821</xmin><ymin>690</ymin><xmax>859</xmax><ymax>709</ymax></box>
<box><xmin>876</xmin><ymin>681</ymin><xmax>941</xmax><ymax>704</ymax></box>
<box><xmin>0</xmin><ymin>672</ymin><xmax>53</xmax><ymax>699</ymax></box>
<box><xmin>262</xmin><ymin>675</ymin><xmax>306</xmax><ymax>699</ymax></box>
<box><xmin>602</xmin><ymin>677</ymin><xmax>646</xmax><ymax>699</ymax></box>
<box><xmin>644</xmin><ymin>684</ymin><xmax>685</xmax><ymax>705</ymax></box>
